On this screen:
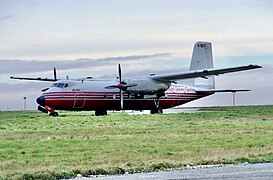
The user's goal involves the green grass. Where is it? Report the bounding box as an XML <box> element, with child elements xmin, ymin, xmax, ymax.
<box><xmin>1</xmin><ymin>106</ymin><xmax>273</xmax><ymax>179</ymax></box>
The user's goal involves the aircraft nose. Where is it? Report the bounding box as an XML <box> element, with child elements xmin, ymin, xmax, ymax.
<box><xmin>36</xmin><ymin>96</ymin><xmax>45</xmax><ymax>106</ymax></box>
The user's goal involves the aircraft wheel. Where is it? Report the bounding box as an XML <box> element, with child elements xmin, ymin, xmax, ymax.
<box><xmin>103</xmin><ymin>110</ymin><xmax>107</xmax><ymax>115</ymax></box>
<box><xmin>49</xmin><ymin>112</ymin><xmax>59</xmax><ymax>117</ymax></box>
<box><xmin>95</xmin><ymin>110</ymin><xmax>107</xmax><ymax>116</ymax></box>
<box><xmin>150</xmin><ymin>108</ymin><xmax>163</xmax><ymax>114</ymax></box>
<box><xmin>158</xmin><ymin>108</ymin><xmax>163</xmax><ymax>114</ymax></box>
<box><xmin>150</xmin><ymin>109</ymin><xmax>156</xmax><ymax>114</ymax></box>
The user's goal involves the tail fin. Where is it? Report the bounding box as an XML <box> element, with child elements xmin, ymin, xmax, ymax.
<box><xmin>189</xmin><ymin>41</ymin><xmax>215</xmax><ymax>89</ymax></box>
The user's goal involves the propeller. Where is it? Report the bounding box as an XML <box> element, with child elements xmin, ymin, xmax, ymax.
<box><xmin>118</xmin><ymin>64</ymin><xmax>123</xmax><ymax>110</ymax></box>
<box><xmin>104</xmin><ymin>64</ymin><xmax>137</xmax><ymax>110</ymax></box>
<box><xmin>53</xmin><ymin>67</ymin><xmax>57</xmax><ymax>81</ymax></box>
<box><xmin>117</xmin><ymin>64</ymin><xmax>125</xmax><ymax>109</ymax></box>
<box><xmin>41</xmin><ymin>67</ymin><xmax>58</xmax><ymax>92</ymax></box>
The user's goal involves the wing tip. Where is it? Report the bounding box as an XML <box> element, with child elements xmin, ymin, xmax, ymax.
<box><xmin>248</xmin><ymin>64</ymin><xmax>262</xmax><ymax>69</ymax></box>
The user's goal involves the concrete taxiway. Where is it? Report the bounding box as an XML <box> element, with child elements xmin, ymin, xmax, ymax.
<box><xmin>75</xmin><ymin>163</ymin><xmax>273</xmax><ymax>180</ymax></box>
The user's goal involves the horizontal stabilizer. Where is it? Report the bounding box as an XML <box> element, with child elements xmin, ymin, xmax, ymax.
<box><xmin>196</xmin><ymin>89</ymin><xmax>250</xmax><ymax>94</ymax></box>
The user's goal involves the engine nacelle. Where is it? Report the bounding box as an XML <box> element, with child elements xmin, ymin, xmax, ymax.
<box><xmin>126</xmin><ymin>78</ymin><xmax>170</xmax><ymax>95</ymax></box>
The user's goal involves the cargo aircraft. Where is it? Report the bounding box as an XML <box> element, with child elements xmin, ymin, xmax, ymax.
<box><xmin>11</xmin><ymin>42</ymin><xmax>261</xmax><ymax>116</ymax></box>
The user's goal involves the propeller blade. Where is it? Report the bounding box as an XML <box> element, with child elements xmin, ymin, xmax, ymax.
<box><xmin>120</xmin><ymin>89</ymin><xmax>123</xmax><ymax>110</ymax></box>
<box><xmin>41</xmin><ymin>87</ymin><xmax>49</xmax><ymax>92</ymax></box>
<box><xmin>123</xmin><ymin>83</ymin><xmax>137</xmax><ymax>88</ymax></box>
<box><xmin>53</xmin><ymin>67</ymin><xmax>57</xmax><ymax>81</ymax></box>
<box><xmin>118</xmin><ymin>64</ymin><xmax>123</xmax><ymax>110</ymax></box>
<box><xmin>105</xmin><ymin>85</ymin><xmax>117</xmax><ymax>89</ymax></box>
<box><xmin>118</xmin><ymin>64</ymin><xmax>122</xmax><ymax>83</ymax></box>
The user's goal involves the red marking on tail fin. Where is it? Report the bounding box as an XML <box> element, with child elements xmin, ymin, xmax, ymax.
<box><xmin>197</xmin><ymin>44</ymin><xmax>207</xmax><ymax>48</ymax></box>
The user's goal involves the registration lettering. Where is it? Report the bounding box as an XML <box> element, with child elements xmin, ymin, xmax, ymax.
<box><xmin>197</xmin><ymin>44</ymin><xmax>206</xmax><ymax>48</ymax></box>
<box><xmin>72</xmin><ymin>89</ymin><xmax>81</xmax><ymax>92</ymax></box>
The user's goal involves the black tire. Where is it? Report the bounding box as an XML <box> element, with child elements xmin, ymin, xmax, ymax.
<box><xmin>158</xmin><ymin>108</ymin><xmax>163</xmax><ymax>114</ymax></box>
<box><xmin>150</xmin><ymin>107</ymin><xmax>163</xmax><ymax>114</ymax></box>
<box><xmin>49</xmin><ymin>112</ymin><xmax>59</xmax><ymax>117</ymax></box>
<box><xmin>95</xmin><ymin>110</ymin><xmax>100</xmax><ymax>116</ymax></box>
<box><xmin>95</xmin><ymin>110</ymin><xmax>107</xmax><ymax>116</ymax></box>
<box><xmin>103</xmin><ymin>110</ymin><xmax>107</xmax><ymax>115</ymax></box>
<box><xmin>150</xmin><ymin>109</ymin><xmax>156</xmax><ymax>114</ymax></box>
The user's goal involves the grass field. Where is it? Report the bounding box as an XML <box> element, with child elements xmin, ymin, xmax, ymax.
<box><xmin>1</xmin><ymin>106</ymin><xmax>273</xmax><ymax>179</ymax></box>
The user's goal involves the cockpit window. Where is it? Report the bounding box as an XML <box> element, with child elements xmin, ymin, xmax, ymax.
<box><xmin>51</xmin><ymin>83</ymin><xmax>66</xmax><ymax>88</ymax></box>
<box><xmin>57</xmin><ymin>83</ymin><xmax>65</xmax><ymax>88</ymax></box>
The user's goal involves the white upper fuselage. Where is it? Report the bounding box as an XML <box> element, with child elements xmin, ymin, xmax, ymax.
<box><xmin>41</xmin><ymin>78</ymin><xmax>204</xmax><ymax>111</ymax></box>
<box><xmin>44</xmin><ymin>77</ymin><xmax>200</xmax><ymax>97</ymax></box>
<box><xmin>46</xmin><ymin>77</ymin><xmax>172</xmax><ymax>95</ymax></box>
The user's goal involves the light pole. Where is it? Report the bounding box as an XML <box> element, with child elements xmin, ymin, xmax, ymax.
<box><xmin>23</xmin><ymin>97</ymin><xmax>27</xmax><ymax>110</ymax></box>
<box><xmin>232</xmin><ymin>92</ymin><xmax>236</xmax><ymax>107</ymax></box>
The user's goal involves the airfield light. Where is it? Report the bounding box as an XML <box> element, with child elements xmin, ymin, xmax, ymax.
<box><xmin>23</xmin><ymin>97</ymin><xmax>27</xmax><ymax>110</ymax></box>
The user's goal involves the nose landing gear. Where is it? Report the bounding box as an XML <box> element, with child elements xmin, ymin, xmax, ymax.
<box><xmin>49</xmin><ymin>111</ymin><xmax>59</xmax><ymax>117</ymax></box>
<box><xmin>38</xmin><ymin>105</ymin><xmax>59</xmax><ymax>117</ymax></box>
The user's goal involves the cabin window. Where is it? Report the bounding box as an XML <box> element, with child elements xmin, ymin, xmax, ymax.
<box><xmin>64</xmin><ymin>83</ymin><xmax>68</xmax><ymax>88</ymax></box>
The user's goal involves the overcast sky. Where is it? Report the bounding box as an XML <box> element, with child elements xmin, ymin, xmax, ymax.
<box><xmin>0</xmin><ymin>0</ymin><xmax>273</xmax><ymax>110</ymax></box>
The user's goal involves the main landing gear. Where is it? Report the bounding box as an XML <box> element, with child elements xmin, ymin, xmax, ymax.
<box><xmin>150</xmin><ymin>98</ymin><xmax>163</xmax><ymax>114</ymax></box>
<box><xmin>95</xmin><ymin>110</ymin><xmax>107</xmax><ymax>116</ymax></box>
<box><xmin>150</xmin><ymin>107</ymin><xmax>163</xmax><ymax>114</ymax></box>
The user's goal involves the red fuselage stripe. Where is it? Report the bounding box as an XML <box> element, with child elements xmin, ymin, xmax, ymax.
<box><xmin>42</xmin><ymin>91</ymin><xmax>212</xmax><ymax>111</ymax></box>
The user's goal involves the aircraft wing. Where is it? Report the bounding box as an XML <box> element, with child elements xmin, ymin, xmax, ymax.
<box><xmin>151</xmin><ymin>64</ymin><xmax>261</xmax><ymax>81</ymax></box>
<box><xmin>10</xmin><ymin>67</ymin><xmax>58</xmax><ymax>82</ymax></box>
<box><xmin>10</xmin><ymin>76</ymin><xmax>57</xmax><ymax>82</ymax></box>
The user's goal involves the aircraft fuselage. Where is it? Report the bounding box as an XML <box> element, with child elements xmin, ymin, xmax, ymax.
<box><xmin>37</xmin><ymin>79</ymin><xmax>211</xmax><ymax>111</ymax></box>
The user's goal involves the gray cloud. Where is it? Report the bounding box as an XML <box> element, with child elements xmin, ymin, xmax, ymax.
<box><xmin>0</xmin><ymin>82</ymin><xmax>49</xmax><ymax>93</ymax></box>
<box><xmin>0</xmin><ymin>53</ymin><xmax>171</xmax><ymax>74</ymax></box>
<box><xmin>0</xmin><ymin>14</ymin><xmax>14</xmax><ymax>22</ymax></box>
<box><xmin>99</xmin><ymin>67</ymin><xmax>188</xmax><ymax>79</ymax></box>
<box><xmin>193</xmin><ymin>64</ymin><xmax>273</xmax><ymax>106</ymax></box>
<box><xmin>0</xmin><ymin>82</ymin><xmax>50</xmax><ymax>111</ymax></box>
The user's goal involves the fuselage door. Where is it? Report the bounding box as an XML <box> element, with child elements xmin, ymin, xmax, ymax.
<box><xmin>73</xmin><ymin>90</ymin><xmax>85</xmax><ymax>108</ymax></box>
